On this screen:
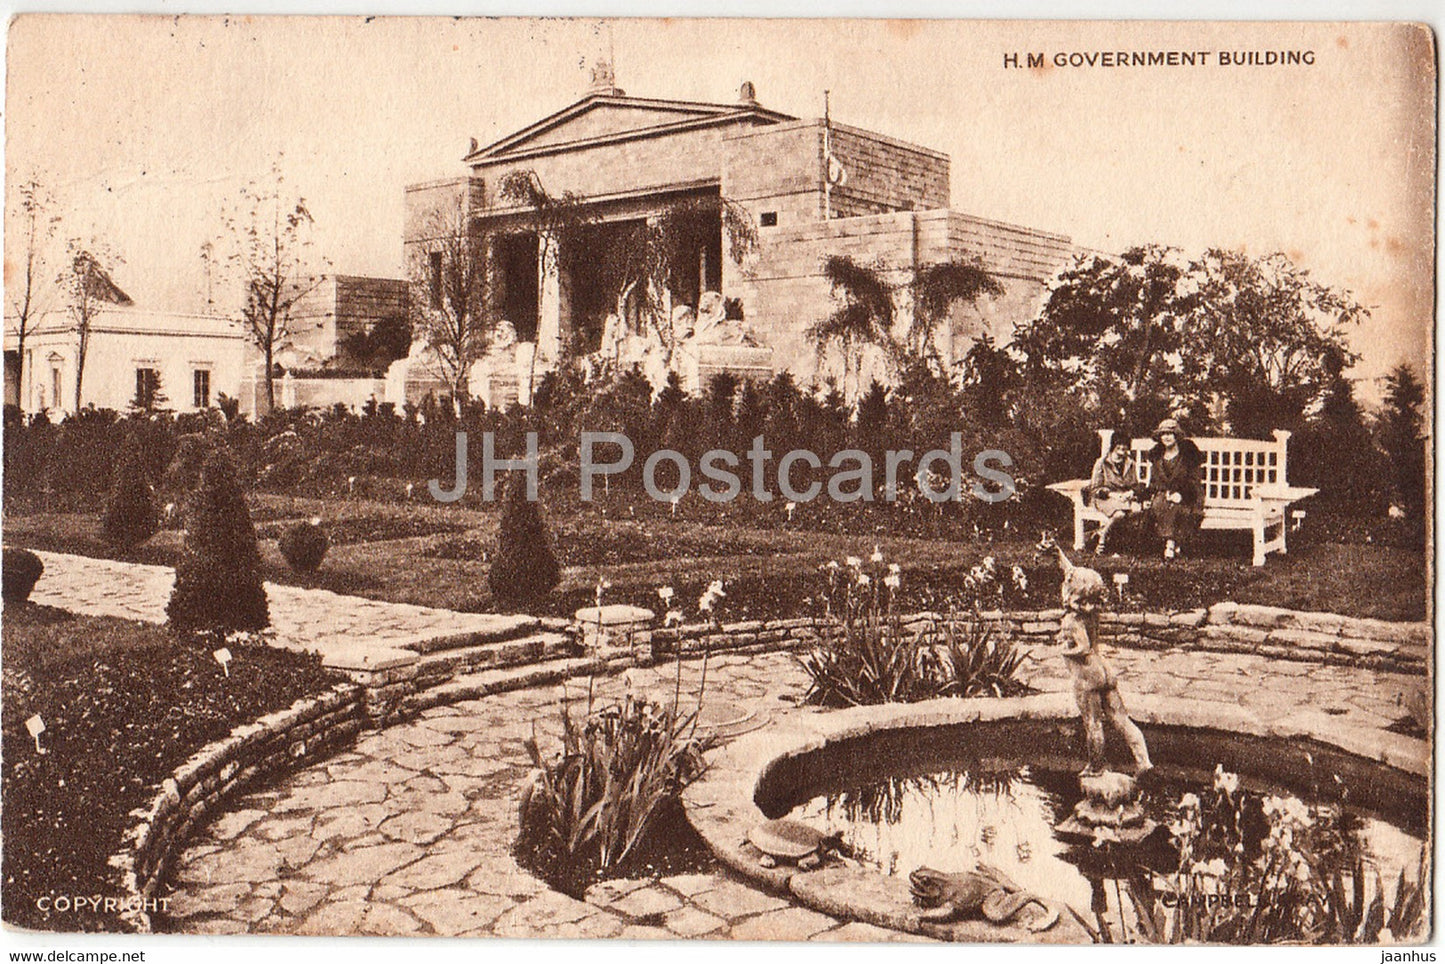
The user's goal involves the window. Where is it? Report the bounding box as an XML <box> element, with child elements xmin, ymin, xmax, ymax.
<box><xmin>759</xmin><ymin>211</ymin><xmax>778</xmax><ymax>227</ymax></box>
<box><xmin>135</xmin><ymin>368</ymin><xmax>160</xmax><ymax>409</ymax></box>
<box><xmin>193</xmin><ymin>369</ymin><xmax>211</xmax><ymax>409</ymax></box>
<box><xmin>429</xmin><ymin>251</ymin><xmax>444</xmax><ymax>307</ymax></box>
<box><xmin>50</xmin><ymin>366</ymin><xmax>62</xmax><ymax>409</ymax></box>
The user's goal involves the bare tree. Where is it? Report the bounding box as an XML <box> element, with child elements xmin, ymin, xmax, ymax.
<box><xmin>496</xmin><ymin>171</ymin><xmax>596</xmax><ymax>387</ymax></box>
<box><xmin>58</xmin><ymin>239</ymin><xmax>127</xmax><ymax>411</ymax></box>
<box><xmin>408</xmin><ymin>196</ymin><xmax>490</xmax><ymax>408</ymax></box>
<box><xmin>213</xmin><ymin>162</ymin><xmax>327</xmax><ymax>414</ymax></box>
<box><xmin>6</xmin><ymin>179</ymin><xmax>59</xmax><ymax>408</ymax></box>
<box><xmin>599</xmin><ymin>196</ymin><xmax>758</xmax><ymax>364</ymax></box>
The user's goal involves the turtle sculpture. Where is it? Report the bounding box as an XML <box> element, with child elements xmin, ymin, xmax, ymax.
<box><xmin>909</xmin><ymin>865</ymin><xmax>1059</xmax><ymax>932</ymax></box>
<box><xmin>746</xmin><ymin>819</ymin><xmax>846</xmax><ymax>870</ymax></box>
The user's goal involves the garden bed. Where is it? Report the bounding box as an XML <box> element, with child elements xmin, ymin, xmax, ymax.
<box><xmin>3</xmin><ymin>501</ymin><xmax>1428</xmax><ymax>624</ymax></box>
<box><xmin>0</xmin><ymin>604</ymin><xmax>340</xmax><ymax>932</ymax></box>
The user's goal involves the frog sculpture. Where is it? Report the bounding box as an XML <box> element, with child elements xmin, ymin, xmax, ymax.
<box><xmin>909</xmin><ymin>864</ymin><xmax>1059</xmax><ymax>932</ymax></box>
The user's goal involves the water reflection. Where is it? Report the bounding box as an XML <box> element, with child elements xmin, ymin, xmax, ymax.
<box><xmin>788</xmin><ymin>762</ymin><xmax>1426</xmax><ymax>943</ymax></box>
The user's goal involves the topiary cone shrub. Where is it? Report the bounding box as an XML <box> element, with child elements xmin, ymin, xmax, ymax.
<box><xmin>488</xmin><ymin>477</ymin><xmax>560</xmax><ymax>608</ymax></box>
<box><xmin>166</xmin><ymin>450</ymin><xmax>270</xmax><ymax>632</ymax></box>
<box><xmin>279</xmin><ymin>520</ymin><xmax>329</xmax><ymax>573</ymax></box>
<box><xmin>102</xmin><ymin>431</ymin><xmax>160</xmax><ymax>549</ymax></box>
<box><xmin>2</xmin><ymin>548</ymin><xmax>43</xmax><ymax>604</ymax></box>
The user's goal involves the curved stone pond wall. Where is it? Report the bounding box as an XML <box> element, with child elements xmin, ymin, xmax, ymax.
<box><xmin>681</xmin><ymin>694</ymin><xmax>1430</xmax><ymax>942</ymax></box>
<box><xmin>119</xmin><ymin>601</ymin><xmax>1428</xmax><ymax>932</ymax></box>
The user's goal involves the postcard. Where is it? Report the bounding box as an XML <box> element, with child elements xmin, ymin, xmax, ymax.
<box><xmin>1</xmin><ymin>15</ymin><xmax>1433</xmax><ymax>949</ymax></box>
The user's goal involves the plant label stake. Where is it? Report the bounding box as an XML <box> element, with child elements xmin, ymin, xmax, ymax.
<box><xmin>214</xmin><ymin>647</ymin><xmax>233</xmax><ymax>677</ymax></box>
<box><xmin>25</xmin><ymin>715</ymin><xmax>46</xmax><ymax>754</ymax></box>
<box><xmin>1112</xmin><ymin>572</ymin><xmax>1128</xmax><ymax>599</ymax></box>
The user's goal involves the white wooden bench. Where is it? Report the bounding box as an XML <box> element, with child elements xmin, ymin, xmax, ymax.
<box><xmin>1047</xmin><ymin>429</ymin><xmax>1318</xmax><ymax>566</ymax></box>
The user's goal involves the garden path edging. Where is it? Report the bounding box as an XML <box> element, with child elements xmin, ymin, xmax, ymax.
<box><xmin>112</xmin><ymin>682</ymin><xmax>364</xmax><ymax>932</ymax></box>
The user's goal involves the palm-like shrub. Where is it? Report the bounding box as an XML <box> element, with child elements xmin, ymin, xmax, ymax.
<box><xmin>166</xmin><ymin>450</ymin><xmax>269</xmax><ymax>632</ymax></box>
<box><xmin>278</xmin><ymin>520</ymin><xmax>328</xmax><ymax>573</ymax></box>
<box><xmin>488</xmin><ymin>477</ymin><xmax>560</xmax><ymax>607</ymax></box>
<box><xmin>517</xmin><ymin>694</ymin><xmax>712</xmax><ymax>892</ymax></box>
<box><xmin>101</xmin><ymin>432</ymin><xmax>159</xmax><ymax>549</ymax></box>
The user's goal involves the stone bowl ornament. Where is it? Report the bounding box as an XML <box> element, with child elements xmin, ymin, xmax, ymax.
<box><xmin>746</xmin><ymin>818</ymin><xmax>844</xmax><ymax>870</ymax></box>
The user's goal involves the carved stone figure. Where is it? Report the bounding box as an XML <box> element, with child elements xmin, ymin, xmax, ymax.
<box><xmin>746</xmin><ymin>818</ymin><xmax>845</xmax><ymax>870</ymax></box>
<box><xmin>909</xmin><ymin>865</ymin><xmax>1059</xmax><ymax>931</ymax></box>
<box><xmin>690</xmin><ymin>290</ymin><xmax>755</xmax><ymax>346</ymax></box>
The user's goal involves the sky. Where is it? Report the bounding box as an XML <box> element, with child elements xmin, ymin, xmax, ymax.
<box><xmin>4</xmin><ymin>16</ymin><xmax>1434</xmax><ymax>402</ymax></box>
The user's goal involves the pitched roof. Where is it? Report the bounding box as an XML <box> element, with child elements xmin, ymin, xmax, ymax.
<box><xmin>464</xmin><ymin>91</ymin><xmax>793</xmax><ymax>166</ymax></box>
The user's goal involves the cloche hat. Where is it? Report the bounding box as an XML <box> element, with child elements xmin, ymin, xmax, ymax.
<box><xmin>1154</xmin><ymin>417</ymin><xmax>1183</xmax><ymax>438</ymax></box>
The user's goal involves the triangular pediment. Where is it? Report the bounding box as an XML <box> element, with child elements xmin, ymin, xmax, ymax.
<box><xmin>467</xmin><ymin>94</ymin><xmax>791</xmax><ymax>164</ymax></box>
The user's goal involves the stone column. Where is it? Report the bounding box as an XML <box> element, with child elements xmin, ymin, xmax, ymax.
<box><xmin>536</xmin><ymin>230</ymin><xmax>566</xmax><ymax>364</ymax></box>
<box><xmin>480</xmin><ymin>232</ymin><xmax>500</xmax><ymax>320</ymax></box>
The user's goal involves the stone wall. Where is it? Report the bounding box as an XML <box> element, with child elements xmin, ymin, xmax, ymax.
<box><xmin>116</xmin><ymin>598</ymin><xmax>1425</xmax><ymax>931</ymax></box>
<box><xmin>332</xmin><ymin>276</ymin><xmax>409</xmax><ymax>352</ymax></box>
<box><xmin>403</xmin><ymin>176</ymin><xmax>486</xmax><ymax>245</ymax></box>
<box><xmin>742</xmin><ymin>208</ymin><xmax>1076</xmax><ymax>379</ymax></box>
<box><xmin>277</xmin><ymin>375</ymin><xmax>387</xmax><ymax>411</ymax></box>
<box><xmin>651</xmin><ymin>604</ymin><xmax>1430</xmax><ymax>675</ymax></box>
<box><xmin>720</xmin><ymin>120</ymin><xmax>951</xmax><ymax>228</ymax></box>
<box><xmin>825</xmin><ymin>122</ymin><xmax>950</xmax><ymax>217</ymax></box>
<box><xmin>721</xmin><ymin>121</ymin><xmax>826</xmax><ymax>228</ymax></box>
<box><xmin>116</xmin><ymin>683</ymin><xmax>363</xmax><ymax>931</ymax></box>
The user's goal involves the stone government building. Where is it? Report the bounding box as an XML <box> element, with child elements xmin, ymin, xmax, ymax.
<box><xmin>404</xmin><ymin>66</ymin><xmax>1079</xmax><ymax>400</ymax></box>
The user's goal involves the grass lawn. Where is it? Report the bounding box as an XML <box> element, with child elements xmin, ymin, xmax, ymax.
<box><xmin>4</xmin><ymin>491</ymin><xmax>1427</xmax><ymax>623</ymax></box>
<box><xmin>0</xmin><ymin>604</ymin><xmax>339</xmax><ymax>932</ymax></box>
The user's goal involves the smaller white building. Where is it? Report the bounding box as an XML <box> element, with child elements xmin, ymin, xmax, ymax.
<box><xmin>5</xmin><ymin>306</ymin><xmax>248</xmax><ymax>415</ymax></box>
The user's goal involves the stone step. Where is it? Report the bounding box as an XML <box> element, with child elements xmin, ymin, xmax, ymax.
<box><xmin>399</xmin><ymin>613</ymin><xmax>547</xmax><ymax>653</ymax></box>
<box><xmin>412</xmin><ymin>632</ymin><xmax>575</xmax><ymax>681</ymax></box>
<box><xmin>411</xmin><ymin>655</ymin><xmax>618</xmax><ymax>711</ymax></box>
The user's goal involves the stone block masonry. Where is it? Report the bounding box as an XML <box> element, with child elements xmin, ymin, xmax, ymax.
<box><xmin>115</xmin><ymin>682</ymin><xmax>364</xmax><ymax>932</ymax></box>
<box><xmin>648</xmin><ymin>606</ymin><xmax>1429</xmax><ymax>676</ymax></box>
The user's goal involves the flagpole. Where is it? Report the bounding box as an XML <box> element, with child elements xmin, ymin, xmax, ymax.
<box><xmin>823</xmin><ymin>89</ymin><xmax>831</xmax><ymax>221</ymax></box>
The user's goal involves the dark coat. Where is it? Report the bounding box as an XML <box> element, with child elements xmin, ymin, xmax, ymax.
<box><xmin>1148</xmin><ymin>437</ymin><xmax>1204</xmax><ymax>510</ymax></box>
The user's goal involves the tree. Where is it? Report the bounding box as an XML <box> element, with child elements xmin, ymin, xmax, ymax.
<box><xmin>908</xmin><ymin>259</ymin><xmax>1004</xmax><ymax>367</ymax></box>
<box><xmin>1012</xmin><ymin>246</ymin><xmax>1192</xmax><ymax>423</ymax></box>
<box><xmin>59</xmin><ymin>240</ymin><xmax>128</xmax><ymax>411</ymax></box>
<box><xmin>409</xmin><ymin>195</ymin><xmax>490</xmax><ymax>407</ymax></box>
<box><xmin>1377</xmin><ymin>363</ymin><xmax>1426</xmax><ymax>522</ymax></box>
<box><xmin>1189</xmin><ymin>249</ymin><xmax>1365</xmax><ymax>435</ymax></box>
<box><xmin>213</xmin><ymin>162</ymin><xmax>327</xmax><ymax>414</ymax></box>
<box><xmin>807</xmin><ymin>255</ymin><xmax>896</xmax><ymax>397</ymax></box>
<box><xmin>488</xmin><ymin>476</ymin><xmax>561</xmax><ymax>608</ymax></box>
<box><xmin>167</xmin><ymin>449</ymin><xmax>270</xmax><ymax>632</ymax></box>
<box><xmin>496</xmin><ymin>171</ymin><xmax>597</xmax><ymax>389</ymax></box>
<box><xmin>1012</xmin><ymin>246</ymin><xmax>1365</xmax><ymax>433</ymax></box>
<box><xmin>809</xmin><ymin>256</ymin><xmax>1001</xmax><ymax>398</ymax></box>
<box><xmin>340</xmin><ymin>314</ymin><xmax>412</xmax><ymax>372</ymax></box>
<box><xmin>6</xmin><ymin>179</ymin><xmax>59</xmax><ymax>408</ymax></box>
<box><xmin>595</xmin><ymin>195</ymin><xmax>758</xmax><ymax>363</ymax></box>
<box><xmin>102</xmin><ymin>432</ymin><xmax>159</xmax><ymax>549</ymax></box>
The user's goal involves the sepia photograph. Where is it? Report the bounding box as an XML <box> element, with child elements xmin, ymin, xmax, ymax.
<box><xmin>0</xmin><ymin>13</ymin><xmax>1434</xmax><ymax>953</ymax></box>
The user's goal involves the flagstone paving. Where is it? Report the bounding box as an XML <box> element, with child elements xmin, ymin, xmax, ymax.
<box><xmin>161</xmin><ymin>643</ymin><xmax>1423</xmax><ymax>939</ymax></box>
<box><xmin>26</xmin><ymin>551</ymin><xmax>529</xmax><ymax>659</ymax></box>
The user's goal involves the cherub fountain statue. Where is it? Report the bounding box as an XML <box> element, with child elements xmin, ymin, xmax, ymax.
<box><xmin>1042</xmin><ymin>538</ymin><xmax>1157</xmax><ymax>844</ymax></box>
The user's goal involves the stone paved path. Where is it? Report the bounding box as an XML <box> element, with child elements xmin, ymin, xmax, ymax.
<box><xmin>27</xmin><ymin>551</ymin><xmax>529</xmax><ymax>660</ymax></box>
<box><xmin>163</xmin><ymin>644</ymin><xmax>1423</xmax><ymax>939</ymax></box>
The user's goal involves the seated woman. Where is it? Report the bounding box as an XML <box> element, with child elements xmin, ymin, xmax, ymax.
<box><xmin>1085</xmin><ymin>433</ymin><xmax>1143</xmax><ymax>555</ymax></box>
<box><xmin>1147</xmin><ymin>418</ymin><xmax>1204</xmax><ymax>560</ymax></box>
